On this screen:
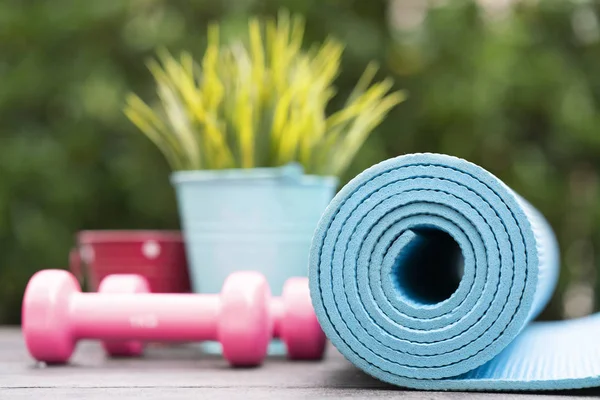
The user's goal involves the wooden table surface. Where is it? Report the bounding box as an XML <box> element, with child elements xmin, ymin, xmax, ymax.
<box><xmin>1</xmin><ymin>328</ymin><xmax>599</xmax><ymax>399</ymax></box>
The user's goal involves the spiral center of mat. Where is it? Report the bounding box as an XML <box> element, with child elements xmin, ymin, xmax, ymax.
<box><xmin>391</xmin><ymin>227</ymin><xmax>464</xmax><ymax>306</ymax></box>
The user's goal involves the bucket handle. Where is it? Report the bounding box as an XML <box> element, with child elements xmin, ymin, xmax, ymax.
<box><xmin>277</xmin><ymin>163</ymin><xmax>304</xmax><ymax>181</ymax></box>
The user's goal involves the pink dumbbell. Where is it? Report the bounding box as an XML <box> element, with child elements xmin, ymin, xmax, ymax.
<box><xmin>22</xmin><ymin>269</ymin><xmax>272</xmax><ymax>367</ymax></box>
<box><xmin>98</xmin><ymin>274</ymin><xmax>326</xmax><ymax>360</ymax></box>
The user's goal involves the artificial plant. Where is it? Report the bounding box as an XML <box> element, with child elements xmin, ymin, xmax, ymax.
<box><xmin>125</xmin><ymin>11</ymin><xmax>404</xmax><ymax>177</ymax></box>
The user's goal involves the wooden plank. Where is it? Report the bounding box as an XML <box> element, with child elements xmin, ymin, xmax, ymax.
<box><xmin>1</xmin><ymin>328</ymin><xmax>598</xmax><ymax>399</ymax></box>
<box><xmin>2</xmin><ymin>387</ymin><xmax>596</xmax><ymax>400</ymax></box>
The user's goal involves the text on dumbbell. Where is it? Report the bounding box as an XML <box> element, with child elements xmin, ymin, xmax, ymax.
<box><xmin>129</xmin><ymin>314</ymin><xmax>158</xmax><ymax>328</ymax></box>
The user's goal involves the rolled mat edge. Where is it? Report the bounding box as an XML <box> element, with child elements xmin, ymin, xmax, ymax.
<box><xmin>309</xmin><ymin>153</ymin><xmax>600</xmax><ymax>391</ymax></box>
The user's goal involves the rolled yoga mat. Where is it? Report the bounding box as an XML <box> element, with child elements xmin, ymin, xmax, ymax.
<box><xmin>309</xmin><ymin>153</ymin><xmax>600</xmax><ymax>391</ymax></box>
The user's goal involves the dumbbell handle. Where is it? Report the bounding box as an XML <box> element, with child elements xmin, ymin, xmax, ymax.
<box><xmin>70</xmin><ymin>292</ymin><xmax>220</xmax><ymax>341</ymax></box>
<box><xmin>271</xmin><ymin>298</ymin><xmax>284</xmax><ymax>338</ymax></box>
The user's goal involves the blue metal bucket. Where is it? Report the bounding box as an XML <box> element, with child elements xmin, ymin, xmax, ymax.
<box><xmin>171</xmin><ymin>164</ymin><xmax>337</xmax><ymax>296</ymax></box>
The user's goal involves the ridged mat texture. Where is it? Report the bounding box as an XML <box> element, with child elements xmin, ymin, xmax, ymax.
<box><xmin>309</xmin><ymin>153</ymin><xmax>600</xmax><ymax>391</ymax></box>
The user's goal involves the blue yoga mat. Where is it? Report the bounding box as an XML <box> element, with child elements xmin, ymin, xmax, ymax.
<box><xmin>309</xmin><ymin>153</ymin><xmax>600</xmax><ymax>391</ymax></box>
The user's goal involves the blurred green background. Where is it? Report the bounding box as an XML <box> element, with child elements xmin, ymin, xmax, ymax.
<box><xmin>2</xmin><ymin>0</ymin><xmax>600</xmax><ymax>323</ymax></box>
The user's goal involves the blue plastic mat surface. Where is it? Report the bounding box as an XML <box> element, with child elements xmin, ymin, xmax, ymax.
<box><xmin>309</xmin><ymin>153</ymin><xmax>600</xmax><ymax>391</ymax></box>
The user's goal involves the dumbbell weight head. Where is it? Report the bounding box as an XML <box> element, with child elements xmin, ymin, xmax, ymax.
<box><xmin>97</xmin><ymin>274</ymin><xmax>150</xmax><ymax>357</ymax></box>
<box><xmin>22</xmin><ymin>270</ymin><xmax>79</xmax><ymax>364</ymax></box>
<box><xmin>217</xmin><ymin>271</ymin><xmax>273</xmax><ymax>366</ymax></box>
<box><xmin>278</xmin><ymin>277</ymin><xmax>326</xmax><ymax>360</ymax></box>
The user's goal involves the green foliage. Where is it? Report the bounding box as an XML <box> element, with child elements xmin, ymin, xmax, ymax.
<box><xmin>1</xmin><ymin>0</ymin><xmax>600</xmax><ymax>323</ymax></box>
<box><xmin>380</xmin><ymin>0</ymin><xmax>600</xmax><ymax>319</ymax></box>
<box><xmin>0</xmin><ymin>0</ymin><xmax>391</xmax><ymax>324</ymax></box>
<box><xmin>125</xmin><ymin>12</ymin><xmax>403</xmax><ymax>176</ymax></box>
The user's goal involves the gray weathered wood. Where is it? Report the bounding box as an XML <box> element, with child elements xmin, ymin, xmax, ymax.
<box><xmin>1</xmin><ymin>328</ymin><xmax>598</xmax><ymax>399</ymax></box>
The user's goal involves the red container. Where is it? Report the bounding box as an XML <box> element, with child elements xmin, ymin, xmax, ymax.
<box><xmin>69</xmin><ymin>230</ymin><xmax>191</xmax><ymax>293</ymax></box>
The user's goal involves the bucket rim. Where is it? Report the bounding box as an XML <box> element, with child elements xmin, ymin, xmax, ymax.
<box><xmin>76</xmin><ymin>230</ymin><xmax>183</xmax><ymax>244</ymax></box>
<box><xmin>170</xmin><ymin>166</ymin><xmax>338</xmax><ymax>187</ymax></box>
